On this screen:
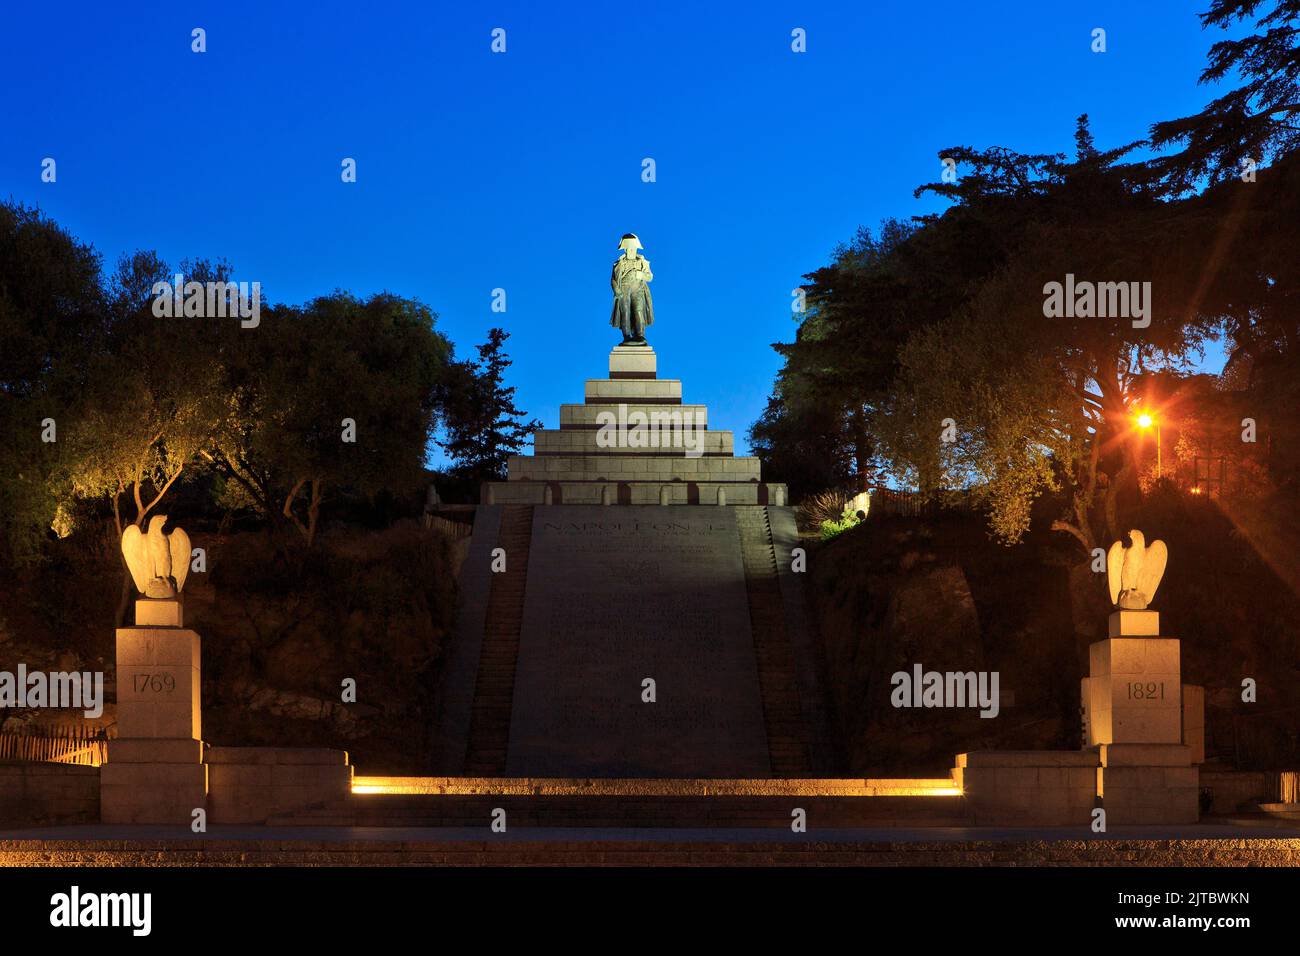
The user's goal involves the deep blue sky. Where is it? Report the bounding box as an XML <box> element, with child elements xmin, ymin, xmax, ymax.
<box><xmin>3</xmin><ymin>1</ymin><xmax>1235</xmax><ymax>460</ymax></box>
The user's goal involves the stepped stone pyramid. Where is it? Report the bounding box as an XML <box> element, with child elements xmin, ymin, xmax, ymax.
<box><xmin>482</xmin><ymin>343</ymin><xmax>788</xmax><ymax>507</ymax></box>
<box><xmin>437</xmin><ymin>342</ymin><xmax>826</xmax><ymax>778</ymax></box>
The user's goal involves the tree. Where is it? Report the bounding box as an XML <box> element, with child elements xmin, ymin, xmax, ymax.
<box><xmin>439</xmin><ymin>328</ymin><xmax>541</xmax><ymax>484</ymax></box>
<box><xmin>1151</xmin><ymin>0</ymin><xmax>1300</xmax><ymax>192</ymax></box>
<box><xmin>748</xmin><ymin>383</ymin><xmax>857</xmax><ymax>502</ymax></box>
<box><xmin>880</xmin><ymin>122</ymin><xmax>1217</xmax><ymax>550</ymax></box>
<box><xmin>206</xmin><ymin>292</ymin><xmax>455</xmax><ymax>546</ymax></box>
<box><xmin>66</xmin><ymin>253</ymin><xmax>227</xmax><ymax>538</ymax></box>
<box><xmin>0</xmin><ymin>201</ymin><xmax>104</xmax><ymax>564</ymax></box>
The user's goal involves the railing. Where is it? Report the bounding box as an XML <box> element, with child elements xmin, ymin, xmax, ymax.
<box><xmin>0</xmin><ymin>726</ymin><xmax>110</xmax><ymax>767</ymax></box>
<box><xmin>422</xmin><ymin>513</ymin><xmax>473</xmax><ymax>538</ymax></box>
<box><xmin>866</xmin><ymin>488</ymin><xmax>974</xmax><ymax>518</ymax></box>
<box><xmin>1280</xmin><ymin>771</ymin><xmax>1299</xmax><ymax>804</ymax></box>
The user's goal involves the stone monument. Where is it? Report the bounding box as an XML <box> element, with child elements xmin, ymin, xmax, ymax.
<box><xmin>102</xmin><ymin>517</ymin><xmax>207</xmax><ymax>824</ymax></box>
<box><xmin>483</xmin><ymin>233</ymin><xmax>786</xmax><ymax>509</ymax></box>
<box><xmin>1084</xmin><ymin>529</ymin><xmax>1198</xmax><ymax>823</ymax></box>
<box><xmin>955</xmin><ymin>527</ymin><xmax>1203</xmax><ymax>826</ymax></box>
<box><xmin>438</xmin><ymin>235</ymin><xmax>826</xmax><ymax>777</ymax></box>
<box><xmin>104</xmin><ymin>517</ymin><xmax>354</xmax><ymax>824</ymax></box>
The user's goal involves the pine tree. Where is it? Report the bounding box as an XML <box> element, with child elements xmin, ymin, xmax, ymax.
<box><xmin>440</xmin><ymin>328</ymin><xmax>541</xmax><ymax>483</ymax></box>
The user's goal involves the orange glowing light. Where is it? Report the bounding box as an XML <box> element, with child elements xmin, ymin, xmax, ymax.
<box><xmin>1136</xmin><ymin>412</ymin><xmax>1154</xmax><ymax>429</ymax></box>
<box><xmin>349</xmin><ymin>776</ymin><xmax>962</xmax><ymax>797</ymax></box>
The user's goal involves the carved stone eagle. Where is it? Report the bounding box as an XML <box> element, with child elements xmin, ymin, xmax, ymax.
<box><xmin>1106</xmin><ymin>529</ymin><xmax>1167</xmax><ymax>610</ymax></box>
<box><xmin>121</xmin><ymin>515</ymin><xmax>191</xmax><ymax>598</ymax></box>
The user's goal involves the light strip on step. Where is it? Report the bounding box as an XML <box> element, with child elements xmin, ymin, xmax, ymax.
<box><xmin>351</xmin><ymin>776</ymin><xmax>962</xmax><ymax>797</ymax></box>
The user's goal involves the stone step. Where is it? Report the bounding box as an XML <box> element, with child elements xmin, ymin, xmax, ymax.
<box><xmin>585</xmin><ymin>379</ymin><xmax>682</xmax><ymax>403</ymax></box>
<box><xmin>533</xmin><ymin>428</ymin><xmax>732</xmax><ymax>456</ymax></box>
<box><xmin>464</xmin><ymin>506</ymin><xmax>534</xmax><ymax>775</ymax></box>
<box><xmin>561</xmin><ymin>403</ymin><xmax>708</xmax><ymax>429</ymax></box>
<box><xmin>736</xmin><ymin>506</ymin><xmax>812</xmax><ymax>776</ymax></box>
<box><xmin>267</xmin><ymin>792</ymin><xmax>971</xmax><ymax>828</ymax></box>
<box><xmin>485</xmin><ymin>480</ymin><xmax>787</xmax><ymax>507</ymax></box>
<box><xmin>507</xmin><ymin>455</ymin><xmax>761</xmax><ymax>482</ymax></box>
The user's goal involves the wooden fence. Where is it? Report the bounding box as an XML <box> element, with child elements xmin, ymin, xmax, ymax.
<box><xmin>423</xmin><ymin>513</ymin><xmax>473</xmax><ymax>538</ymax></box>
<box><xmin>1280</xmin><ymin>771</ymin><xmax>1299</xmax><ymax>804</ymax></box>
<box><xmin>0</xmin><ymin>725</ymin><xmax>110</xmax><ymax>767</ymax></box>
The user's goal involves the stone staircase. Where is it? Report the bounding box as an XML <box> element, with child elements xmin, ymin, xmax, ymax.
<box><xmin>463</xmin><ymin>505</ymin><xmax>534</xmax><ymax>774</ymax></box>
<box><xmin>439</xmin><ymin>343</ymin><xmax>814</xmax><ymax>777</ymax></box>
<box><xmin>736</xmin><ymin>507</ymin><xmax>812</xmax><ymax>775</ymax></box>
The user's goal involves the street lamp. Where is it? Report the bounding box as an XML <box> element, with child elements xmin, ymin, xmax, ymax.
<box><xmin>1136</xmin><ymin>411</ymin><xmax>1161</xmax><ymax>478</ymax></box>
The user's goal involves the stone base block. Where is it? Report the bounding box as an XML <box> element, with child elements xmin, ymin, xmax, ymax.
<box><xmin>115</xmin><ymin>627</ymin><xmax>201</xmax><ymax>739</ymax></box>
<box><xmin>1099</xmin><ymin>743</ymin><xmax>1192</xmax><ymax>766</ymax></box>
<box><xmin>100</xmin><ymin>762</ymin><xmax>207</xmax><ymax>824</ymax></box>
<box><xmin>1108</xmin><ymin>610</ymin><xmax>1159</xmax><ymax>637</ymax></box>
<box><xmin>954</xmin><ymin>751</ymin><xmax>1099</xmax><ymax>826</ymax></box>
<box><xmin>1088</xmin><ymin>638</ymin><xmax>1181</xmax><ymax>745</ymax></box>
<box><xmin>108</xmin><ymin>738</ymin><xmax>206</xmax><ymax>764</ymax></box>
<box><xmin>207</xmin><ymin>747</ymin><xmax>352</xmax><ymax>824</ymax></box>
<box><xmin>609</xmin><ymin>343</ymin><xmax>656</xmax><ymax>378</ymax></box>
<box><xmin>1099</xmin><ymin>764</ymin><xmax>1199</xmax><ymax>824</ymax></box>
<box><xmin>135</xmin><ymin>598</ymin><xmax>183</xmax><ymax>627</ymax></box>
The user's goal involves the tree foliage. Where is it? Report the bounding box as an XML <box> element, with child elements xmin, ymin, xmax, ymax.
<box><xmin>0</xmin><ymin>198</ymin><xmax>497</xmax><ymax>568</ymax></box>
<box><xmin>758</xmin><ymin>0</ymin><xmax>1300</xmax><ymax>554</ymax></box>
<box><xmin>1151</xmin><ymin>0</ymin><xmax>1300</xmax><ymax>191</ymax></box>
<box><xmin>438</xmin><ymin>328</ymin><xmax>541</xmax><ymax>483</ymax></box>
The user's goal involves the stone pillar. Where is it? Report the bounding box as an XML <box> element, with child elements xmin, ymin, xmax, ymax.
<box><xmin>1087</xmin><ymin>610</ymin><xmax>1198</xmax><ymax>823</ymax></box>
<box><xmin>101</xmin><ymin>598</ymin><xmax>207</xmax><ymax>824</ymax></box>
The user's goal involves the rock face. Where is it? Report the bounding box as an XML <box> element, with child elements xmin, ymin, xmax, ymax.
<box><xmin>227</xmin><ymin>679</ymin><xmax>365</xmax><ymax>738</ymax></box>
<box><xmin>809</xmin><ymin>515</ymin><xmax>1081</xmax><ymax>773</ymax></box>
<box><xmin>188</xmin><ymin>521</ymin><xmax>457</xmax><ymax>771</ymax></box>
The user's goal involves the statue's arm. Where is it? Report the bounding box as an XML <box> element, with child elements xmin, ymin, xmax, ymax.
<box><xmin>641</xmin><ymin>259</ymin><xmax>653</xmax><ymax>282</ymax></box>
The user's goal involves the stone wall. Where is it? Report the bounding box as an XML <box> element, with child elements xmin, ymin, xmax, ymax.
<box><xmin>206</xmin><ymin>747</ymin><xmax>352</xmax><ymax>824</ymax></box>
<box><xmin>0</xmin><ymin>764</ymin><xmax>99</xmax><ymax>826</ymax></box>
<box><xmin>1200</xmin><ymin>769</ymin><xmax>1271</xmax><ymax>814</ymax></box>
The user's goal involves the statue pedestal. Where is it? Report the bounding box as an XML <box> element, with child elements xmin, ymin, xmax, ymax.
<box><xmin>134</xmin><ymin>597</ymin><xmax>184</xmax><ymax>628</ymax></box>
<box><xmin>101</xmin><ymin>602</ymin><xmax>207</xmax><ymax>824</ymax></box>
<box><xmin>1087</xmin><ymin>619</ymin><xmax>1182</xmax><ymax>746</ymax></box>
<box><xmin>1083</xmin><ymin>611</ymin><xmax>1198</xmax><ymax>824</ymax></box>
<box><xmin>609</xmin><ymin>342</ymin><xmax>656</xmax><ymax>379</ymax></box>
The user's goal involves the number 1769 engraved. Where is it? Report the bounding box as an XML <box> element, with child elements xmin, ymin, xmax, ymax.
<box><xmin>133</xmin><ymin>672</ymin><xmax>177</xmax><ymax>694</ymax></box>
